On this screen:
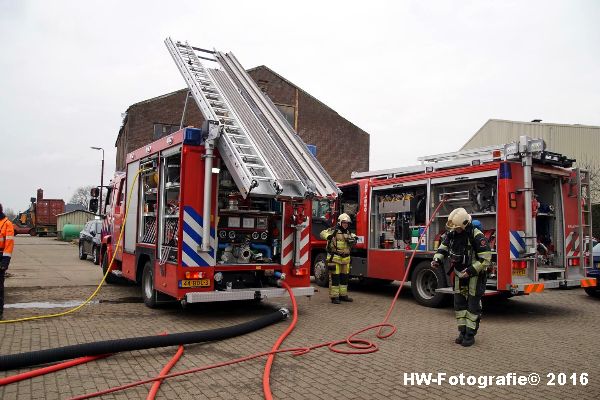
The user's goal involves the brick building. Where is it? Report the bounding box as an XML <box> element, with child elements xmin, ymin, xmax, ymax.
<box><xmin>115</xmin><ymin>66</ymin><xmax>369</xmax><ymax>182</ymax></box>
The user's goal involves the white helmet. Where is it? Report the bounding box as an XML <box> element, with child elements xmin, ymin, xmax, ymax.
<box><xmin>338</xmin><ymin>213</ymin><xmax>351</xmax><ymax>223</ymax></box>
<box><xmin>446</xmin><ymin>208</ymin><xmax>471</xmax><ymax>230</ymax></box>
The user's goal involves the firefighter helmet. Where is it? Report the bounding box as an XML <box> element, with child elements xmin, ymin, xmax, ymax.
<box><xmin>338</xmin><ymin>213</ymin><xmax>351</xmax><ymax>223</ymax></box>
<box><xmin>446</xmin><ymin>208</ymin><xmax>471</xmax><ymax>230</ymax></box>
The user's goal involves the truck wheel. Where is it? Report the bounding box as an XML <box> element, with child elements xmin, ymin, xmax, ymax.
<box><xmin>584</xmin><ymin>287</ymin><xmax>600</xmax><ymax>298</ymax></box>
<box><xmin>92</xmin><ymin>246</ymin><xmax>100</xmax><ymax>265</ymax></box>
<box><xmin>102</xmin><ymin>252</ymin><xmax>118</xmax><ymax>284</ymax></box>
<box><xmin>78</xmin><ymin>242</ymin><xmax>87</xmax><ymax>260</ymax></box>
<box><xmin>313</xmin><ymin>253</ymin><xmax>329</xmax><ymax>287</ymax></box>
<box><xmin>411</xmin><ymin>261</ymin><xmax>448</xmax><ymax>308</ymax></box>
<box><xmin>142</xmin><ymin>261</ymin><xmax>158</xmax><ymax>308</ymax></box>
<box><xmin>29</xmin><ymin>229</ymin><xmax>36</xmax><ymax>236</ymax></box>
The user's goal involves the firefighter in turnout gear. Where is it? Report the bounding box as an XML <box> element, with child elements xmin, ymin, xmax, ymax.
<box><xmin>0</xmin><ymin>203</ymin><xmax>15</xmax><ymax>320</ymax></box>
<box><xmin>320</xmin><ymin>213</ymin><xmax>357</xmax><ymax>304</ymax></box>
<box><xmin>431</xmin><ymin>208</ymin><xmax>491</xmax><ymax>346</ymax></box>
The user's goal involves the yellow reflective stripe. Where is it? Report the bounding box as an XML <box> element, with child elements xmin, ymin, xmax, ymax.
<box><xmin>5</xmin><ymin>236</ymin><xmax>14</xmax><ymax>240</ymax></box>
<box><xmin>2</xmin><ymin>252</ymin><xmax>12</xmax><ymax>257</ymax></box>
<box><xmin>466</xmin><ymin>311</ymin><xmax>479</xmax><ymax>321</ymax></box>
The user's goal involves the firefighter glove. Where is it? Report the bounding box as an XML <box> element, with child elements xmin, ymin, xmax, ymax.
<box><xmin>0</xmin><ymin>256</ymin><xmax>10</xmax><ymax>272</ymax></box>
<box><xmin>465</xmin><ymin>266</ymin><xmax>478</xmax><ymax>277</ymax></box>
<box><xmin>431</xmin><ymin>260</ymin><xmax>440</xmax><ymax>269</ymax></box>
<box><xmin>457</xmin><ymin>269</ymin><xmax>469</xmax><ymax>279</ymax></box>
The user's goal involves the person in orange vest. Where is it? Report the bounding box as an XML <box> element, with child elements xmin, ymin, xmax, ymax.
<box><xmin>0</xmin><ymin>203</ymin><xmax>15</xmax><ymax>320</ymax></box>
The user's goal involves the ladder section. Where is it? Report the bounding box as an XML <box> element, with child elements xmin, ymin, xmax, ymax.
<box><xmin>165</xmin><ymin>38</ymin><xmax>339</xmax><ymax>199</ymax></box>
<box><xmin>208</xmin><ymin>69</ymin><xmax>304</xmax><ymax>196</ymax></box>
<box><xmin>214</xmin><ymin>51</ymin><xmax>339</xmax><ymax>199</ymax></box>
<box><xmin>165</xmin><ymin>38</ymin><xmax>280</xmax><ymax>198</ymax></box>
<box><xmin>577</xmin><ymin>169</ymin><xmax>593</xmax><ymax>271</ymax></box>
<box><xmin>353</xmin><ymin>145</ymin><xmax>505</xmax><ymax>179</ymax></box>
<box><xmin>418</xmin><ymin>144</ymin><xmax>505</xmax><ymax>164</ymax></box>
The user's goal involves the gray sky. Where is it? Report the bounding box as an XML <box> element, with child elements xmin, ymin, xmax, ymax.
<box><xmin>1</xmin><ymin>0</ymin><xmax>599</xmax><ymax>212</ymax></box>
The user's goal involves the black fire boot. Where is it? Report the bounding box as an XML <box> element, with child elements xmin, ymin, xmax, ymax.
<box><xmin>455</xmin><ymin>326</ymin><xmax>466</xmax><ymax>344</ymax></box>
<box><xmin>331</xmin><ymin>297</ymin><xmax>341</xmax><ymax>304</ymax></box>
<box><xmin>339</xmin><ymin>295</ymin><xmax>353</xmax><ymax>302</ymax></box>
<box><xmin>461</xmin><ymin>328</ymin><xmax>475</xmax><ymax>347</ymax></box>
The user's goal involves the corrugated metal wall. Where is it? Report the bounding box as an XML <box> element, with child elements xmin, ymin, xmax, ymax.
<box><xmin>57</xmin><ymin>211</ymin><xmax>97</xmax><ymax>233</ymax></box>
<box><xmin>462</xmin><ymin>119</ymin><xmax>600</xmax><ymax>201</ymax></box>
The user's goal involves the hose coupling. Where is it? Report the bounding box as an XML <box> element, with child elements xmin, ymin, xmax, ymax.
<box><xmin>278</xmin><ymin>308</ymin><xmax>290</xmax><ymax>318</ymax></box>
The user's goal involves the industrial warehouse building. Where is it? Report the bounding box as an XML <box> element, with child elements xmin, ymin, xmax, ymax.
<box><xmin>115</xmin><ymin>66</ymin><xmax>370</xmax><ymax>183</ymax></box>
<box><xmin>461</xmin><ymin>119</ymin><xmax>600</xmax><ymax>202</ymax></box>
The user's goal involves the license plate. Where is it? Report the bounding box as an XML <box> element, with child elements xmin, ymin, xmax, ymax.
<box><xmin>180</xmin><ymin>279</ymin><xmax>210</xmax><ymax>288</ymax></box>
<box><xmin>512</xmin><ymin>269</ymin><xmax>527</xmax><ymax>276</ymax></box>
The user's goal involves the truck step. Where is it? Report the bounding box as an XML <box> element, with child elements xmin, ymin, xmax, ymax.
<box><xmin>435</xmin><ymin>287</ymin><xmax>500</xmax><ymax>296</ymax></box>
<box><xmin>537</xmin><ymin>267</ymin><xmax>565</xmax><ymax>274</ymax></box>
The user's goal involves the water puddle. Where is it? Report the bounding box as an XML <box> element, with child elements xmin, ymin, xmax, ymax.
<box><xmin>5</xmin><ymin>297</ymin><xmax>143</xmax><ymax>309</ymax></box>
<box><xmin>5</xmin><ymin>300</ymin><xmax>99</xmax><ymax>309</ymax></box>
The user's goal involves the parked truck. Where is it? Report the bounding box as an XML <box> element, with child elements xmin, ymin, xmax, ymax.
<box><xmin>13</xmin><ymin>189</ymin><xmax>65</xmax><ymax>236</ymax></box>
<box><xmin>311</xmin><ymin>137</ymin><xmax>597</xmax><ymax>306</ymax></box>
<box><xmin>99</xmin><ymin>38</ymin><xmax>338</xmax><ymax>307</ymax></box>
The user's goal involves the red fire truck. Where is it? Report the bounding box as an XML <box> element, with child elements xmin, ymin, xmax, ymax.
<box><xmin>99</xmin><ymin>38</ymin><xmax>338</xmax><ymax>307</ymax></box>
<box><xmin>311</xmin><ymin>136</ymin><xmax>596</xmax><ymax>307</ymax></box>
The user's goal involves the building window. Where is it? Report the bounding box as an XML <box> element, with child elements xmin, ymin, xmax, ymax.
<box><xmin>275</xmin><ymin>104</ymin><xmax>295</xmax><ymax>127</ymax></box>
<box><xmin>154</xmin><ymin>123</ymin><xmax>180</xmax><ymax>139</ymax></box>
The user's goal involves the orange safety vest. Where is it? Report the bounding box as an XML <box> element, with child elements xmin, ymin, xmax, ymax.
<box><xmin>0</xmin><ymin>217</ymin><xmax>15</xmax><ymax>257</ymax></box>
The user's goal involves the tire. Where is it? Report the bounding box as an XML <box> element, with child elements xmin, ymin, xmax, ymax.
<box><xmin>78</xmin><ymin>242</ymin><xmax>87</xmax><ymax>260</ymax></box>
<box><xmin>92</xmin><ymin>246</ymin><xmax>100</xmax><ymax>265</ymax></box>
<box><xmin>102</xmin><ymin>251</ymin><xmax>118</xmax><ymax>284</ymax></box>
<box><xmin>29</xmin><ymin>228</ymin><xmax>36</xmax><ymax>236</ymax></box>
<box><xmin>313</xmin><ymin>253</ymin><xmax>329</xmax><ymax>287</ymax></box>
<box><xmin>584</xmin><ymin>287</ymin><xmax>600</xmax><ymax>298</ymax></box>
<box><xmin>411</xmin><ymin>261</ymin><xmax>449</xmax><ymax>308</ymax></box>
<box><xmin>142</xmin><ymin>261</ymin><xmax>158</xmax><ymax>308</ymax></box>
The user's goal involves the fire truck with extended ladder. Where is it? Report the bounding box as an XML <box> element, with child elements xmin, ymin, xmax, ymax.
<box><xmin>310</xmin><ymin>136</ymin><xmax>597</xmax><ymax>307</ymax></box>
<box><xmin>100</xmin><ymin>38</ymin><xmax>338</xmax><ymax>307</ymax></box>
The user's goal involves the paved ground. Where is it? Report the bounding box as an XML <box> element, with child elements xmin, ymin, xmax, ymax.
<box><xmin>0</xmin><ymin>236</ymin><xmax>599</xmax><ymax>399</ymax></box>
<box><xmin>5</xmin><ymin>236</ymin><xmax>103</xmax><ymax>288</ymax></box>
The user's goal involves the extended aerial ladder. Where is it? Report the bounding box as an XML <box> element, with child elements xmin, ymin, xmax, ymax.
<box><xmin>165</xmin><ymin>37</ymin><xmax>338</xmax><ymax>200</ymax></box>
<box><xmin>165</xmin><ymin>37</ymin><xmax>339</xmax><ymax>252</ymax></box>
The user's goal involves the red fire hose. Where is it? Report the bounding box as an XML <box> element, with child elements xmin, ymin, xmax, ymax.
<box><xmin>147</xmin><ymin>345</ymin><xmax>184</xmax><ymax>400</ymax></box>
<box><xmin>0</xmin><ymin>355</ymin><xmax>109</xmax><ymax>386</ymax></box>
<box><xmin>70</xmin><ymin>198</ymin><xmax>448</xmax><ymax>400</ymax></box>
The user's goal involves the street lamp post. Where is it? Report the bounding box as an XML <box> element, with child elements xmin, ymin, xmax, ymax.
<box><xmin>90</xmin><ymin>147</ymin><xmax>104</xmax><ymax>215</ymax></box>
